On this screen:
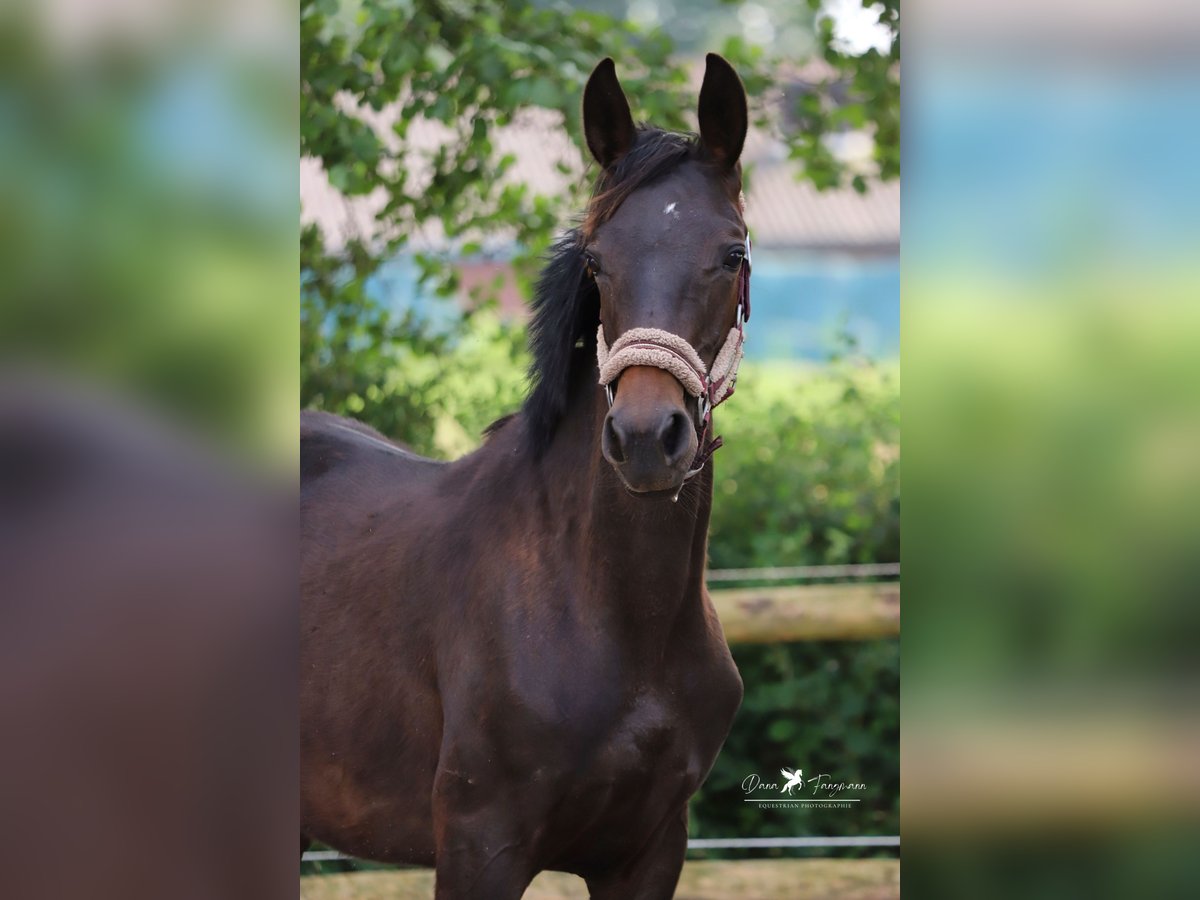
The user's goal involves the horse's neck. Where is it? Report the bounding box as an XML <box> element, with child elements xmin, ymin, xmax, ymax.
<box><xmin>536</xmin><ymin>385</ymin><xmax>713</xmax><ymax>627</ymax></box>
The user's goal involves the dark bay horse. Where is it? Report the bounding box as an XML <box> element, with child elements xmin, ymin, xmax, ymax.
<box><xmin>302</xmin><ymin>54</ymin><xmax>750</xmax><ymax>899</ymax></box>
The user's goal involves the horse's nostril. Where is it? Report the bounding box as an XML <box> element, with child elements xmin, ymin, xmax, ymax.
<box><xmin>659</xmin><ymin>411</ymin><xmax>691</xmax><ymax>465</ymax></box>
<box><xmin>603</xmin><ymin>415</ymin><xmax>626</xmax><ymax>463</ymax></box>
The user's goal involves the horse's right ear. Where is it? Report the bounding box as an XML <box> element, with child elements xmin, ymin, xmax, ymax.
<box><xmin>583</xmin><ymin>58</ymin><xmax>636</xmax><ymax>170</ymax></box>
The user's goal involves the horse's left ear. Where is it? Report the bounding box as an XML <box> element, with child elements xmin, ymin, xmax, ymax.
<box><xmin>697</xmin><ymin>53</ymin><xmax>748</xmax><ymax>169</ymax></box>
<box><xmin>583</xmin><ymin>58</ymin><xmax>636</xmax><ymax>170</ymax></box>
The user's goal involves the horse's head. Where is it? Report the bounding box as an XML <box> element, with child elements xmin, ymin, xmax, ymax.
<box><xmin>581</xmin><ymin>55</ymin><xmax>749</xmax><ymax>497</ymax></box>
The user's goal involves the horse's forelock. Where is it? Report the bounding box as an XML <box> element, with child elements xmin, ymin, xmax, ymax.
<box><xmin>582</xmin><ymin>129</ymin><xmax>700</xmax><ymax>241</ymax></box>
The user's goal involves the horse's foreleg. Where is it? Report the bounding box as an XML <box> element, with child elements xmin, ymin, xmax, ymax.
<box><xmin>431</xmin><ymin>770</ymin><xmax>536</xmax><ymax>900</ymax></box>
<box><xmin>585</xmin><ymin>806</ymin><xmax>688</xmax><ymax>900</ymax></box>
<box><xmin>432</xmin><ymin>818</ymin><xmax>535</xmax><ymax>900</ymax></box>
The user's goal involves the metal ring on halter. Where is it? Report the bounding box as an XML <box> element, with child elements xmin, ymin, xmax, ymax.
<box><xmin>698</xmin><ymin>393</ymin><xmax>710</xmax><ymax>424</ymax></box>
<box><xmin>605</xmin><ymin>383</ymin><xmax>615</xmax><ymax>408</ymax></box>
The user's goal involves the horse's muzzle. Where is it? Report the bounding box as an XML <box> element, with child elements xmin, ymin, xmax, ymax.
<box><xmin>601</xmin><ymin>366</ymin><xmax>697</xmax><ymax>495</ymax></box>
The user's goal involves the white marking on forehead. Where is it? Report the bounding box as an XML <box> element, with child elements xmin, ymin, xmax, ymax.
<box><xmin>663</xmin><ymin>201</ymin><xmax>678</xmax><ymax>217</ymax></box>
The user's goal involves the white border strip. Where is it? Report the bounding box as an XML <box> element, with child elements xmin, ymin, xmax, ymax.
<box><xmin>688</xmin><ymin>836</ymin><xmax>899</xmax><ymax>849</ymax></box>
<box><xmin>706</xmin><ymin>563</ymin><xmax>900</xmax><ymax>582</ymax></box>
<box><xmin>303</xmin><ymin>851</ymin><xmax>349</xmax><ymax>862</ymax></box>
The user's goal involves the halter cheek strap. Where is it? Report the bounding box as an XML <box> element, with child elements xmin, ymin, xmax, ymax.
<box><xmin>596</xmin><ymin>236</ymin><xmax>751</xmax><ymax>492</ymax></box>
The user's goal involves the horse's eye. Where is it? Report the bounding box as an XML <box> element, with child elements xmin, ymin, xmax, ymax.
<box><xmin>723</xmin><ymin>248</ymin><xmax>746</xmax><ymax>271</ymax></box>
<box><xmin>584</xmin><ymin>254</ymin><xmax>600</xmax><ymax>278</ymax></box>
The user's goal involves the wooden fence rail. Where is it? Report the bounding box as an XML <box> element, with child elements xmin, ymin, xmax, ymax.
<box><xmin>712</xmin><ymin>582</ymin><xmax>900</xmax><ymax>643</ymax></box>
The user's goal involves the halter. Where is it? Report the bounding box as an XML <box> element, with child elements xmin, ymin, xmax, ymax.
<box><xmin>596</xmin><ymin>236</ymin><xmax>751</xmax><ymax>499</ymax></box>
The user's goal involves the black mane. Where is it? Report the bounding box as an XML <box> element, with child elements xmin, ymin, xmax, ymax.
<box><xmin>521</xmin><ymin>230</ymin><xmax>596</xmax><ymax>455</ymax></box>
<box><xmin>522</xmin><ymin>127</ymin><xmax>703</xmax><ymax>454</ymax></box>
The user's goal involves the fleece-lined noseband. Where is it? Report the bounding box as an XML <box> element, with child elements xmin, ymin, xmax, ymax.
<box><xmin>596</xmin><ymin>236</ymin><xmax>751</xmax><ymax>493</ymax></box>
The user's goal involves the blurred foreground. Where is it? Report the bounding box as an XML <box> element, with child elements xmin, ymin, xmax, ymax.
<box><xmin>0</xmin><ymin>378</ymin><xmax>295</xmax><ymax>899</ymax></box>
<box><xmin>904</xmin><ymin>0</ymin><xmax>1200</xmax><ymax>894</ymax></box>
<box><xmin>0</xmin><ymin>1</ymin><xmax>297</xmax><ymax>898</ymax></box>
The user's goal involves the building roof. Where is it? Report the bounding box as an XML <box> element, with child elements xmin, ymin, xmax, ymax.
<box><xmin>301</xmin><ymin>104</ymin><xmax>899</xmax><ymax>255</ymax></box>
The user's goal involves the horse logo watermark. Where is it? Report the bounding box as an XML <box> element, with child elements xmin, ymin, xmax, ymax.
<box><xmin>740</xmin><ymin>764</ymin><xmax>867</xmax><ymax>809</ymax></box>
<box><xmin>780</xmin><ymin>768</ymin><xmax>805</xmax><ymax>795</ymax></box>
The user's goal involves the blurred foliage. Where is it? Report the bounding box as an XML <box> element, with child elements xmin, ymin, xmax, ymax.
<box><xmin>301</xmin><ymin>257</ymin><xmax>529</xmax><ymax>457</ymax></box>
<box><xmin>794</xmin><ymin>0</ymin><xmax>899</xmax><ymax>191</ymax></box>
<box><xmin>904</xmin><ymin>276</ymin><xmax>1200</xmax><ymax>688</ymax></box>
<box><xmin>0</xmin><ymin>15</ymin><xmax>296</xmax><ymax>462</ymax></box>
<box><xmin>710</xmin><ymin>355</ymin><xmax>900</xmax><ymax>570</ymax></box>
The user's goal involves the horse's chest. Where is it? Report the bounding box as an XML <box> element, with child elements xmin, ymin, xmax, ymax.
<box><xmin>599</xmin><ymin>691</ymin><xmax>696</xmax><ymax>774</ymax></box>
<box><xmin>536</xmin><ymin>687</ymin><xmax>723</xmax><ymax>870</ymax></box>
<box><xmin>554</xmin><ymin>643</ymin><xmax>741</xmax><ymax>794</ymax></box>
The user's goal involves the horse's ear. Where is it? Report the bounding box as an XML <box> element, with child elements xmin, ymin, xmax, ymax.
<box><xmin>583</xmin><ymin>58</ymin><xmax>636</xmax><ymax>170</ymax></box>
<box><xmin>698</xmin><ymin>53</ymin><xmax>748</xmax><ymax>169</ymax></box>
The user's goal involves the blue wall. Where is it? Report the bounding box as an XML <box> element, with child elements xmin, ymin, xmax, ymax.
<box><xmin>369</xmin><ymin>250</ymin><xmax>900</xmax><ymax>362</ymax></box>
<box><xmin>743</xmin><ymin>251</ymin><xmax>899</xmax><ymax>361</ymax></box>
